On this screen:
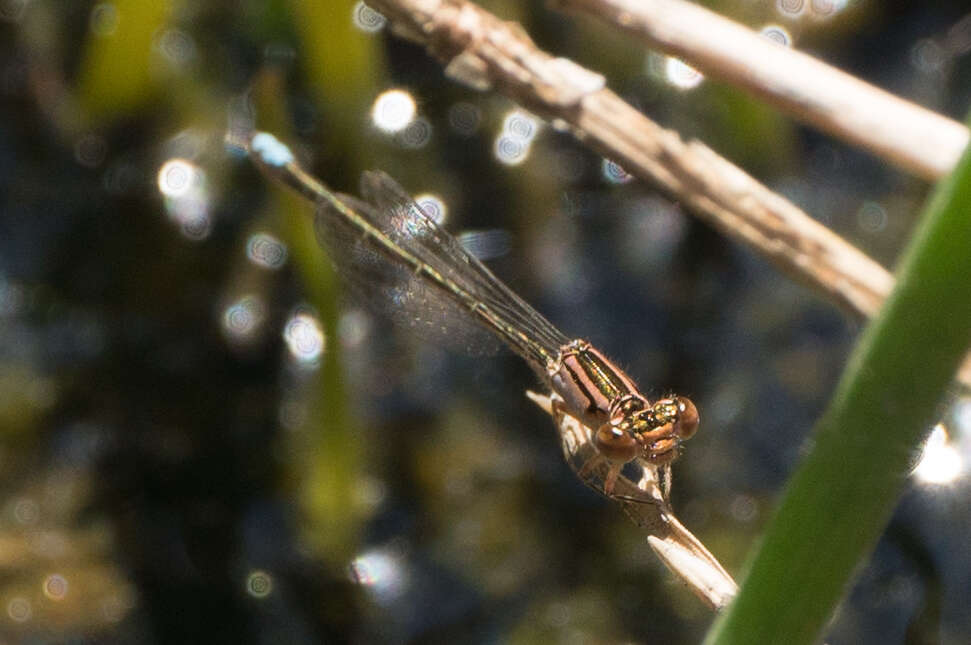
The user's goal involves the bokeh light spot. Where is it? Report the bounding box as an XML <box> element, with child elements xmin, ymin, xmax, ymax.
<box><xmin>494</xmin><ymin>109</ymin><xmax>541</xmax><ymax>166</ymax></box>
<box><xmin>349</xmin><ymin>550</ymin><xmax>406</xmax><ymax>600</ymax></box>
<box><xmin>371</xmin><ymin>89</ymin><xmax>416</xmax><ymax>133</ymax></box>
<box><xmin>352</xmin><ymin>1</ymin><xmax>386</xmax><ymax>33</ymax></box>
<box><xmin>954</xmin><ymin>397</ymin><xmax>971</xmax><ymax>434</ymax></box>
<box><xmin>246</xmin><ymin>232</ymin><xmax>288</xmax><ymax>269</ymax></box>
<box><xmin>730</xmin><ymin>494</ymin><xmax>759</xmax><ymax>522</ymax></box>
<box><xmin>664</xmin><ymin>57</ymin><xmax>704</xmax><ymax>89</ymax></box>
<box><xmin>283</xmin><ymin>312</ymin><xmax>326</xmax><ymax>364</ymax></box>
<box><xmin>448</xmin><ymin>101</ymin><xmax>482</xmax><ymax>136</ymax></box>
<box><xmin>7</xmin><ymin>597</ymin><xmax>31</xmax><ymax>622</ymax></box>
<box><xmin>414</xmin><ymin>193</ymin><xmax>447</xmax><ymax>225</ymax></box>
<box><xmin>156</xmin><ymin>28</ymin><xmax>197</xmax><ymax>68</ymax></box>
<box><xmin>221</xmin><ymin>295</ymin><xmax>265</xmax><ymax>343</ymax></box>
<box><xmin>760</xmin><ymin>24</ymin><xmax>792</xmax><ymax>47</ymax></box>
<box><xmin>911</xmin><ymin>39</ymin><xmax>947</xmax><ymax>74</ymax></box>
<box><xmin>810</xmin><ymin>0</ymin><xmax>846</xmax><ymax>19</ymax></box>
<box><xmin>857</xmin><ymin>201</ymin><xmax>888</xmax><ymax>234</ymax></box>
<box><xmin>395</xmin><ymin>117</ymin><xmax>432</xmax><ymax>149</ymax></box>
<box><xmin>246</xmin><ymin>570</ymin><xmax>273</xmax><ymax>598</ymax></box>
<box><xmin>157</xmin><ymin>158</ymin><xmax>212</xmax><ymax>240</ymax></box>
<box><xmin>912</xmin><ymin>424</ymin><xmax>963</xmax><ymax>485</ymax></box>
<box><xmin>157</xmin><ymin>159</ymin><xmax>194</xmax><ymax>198</ymax></box>
<box><xmin>501</xmin><ymin>110</ymin><xmax>539</xmax><ymax>142</ymax></box>
<box><xmin>89</xmin><ymin>2</ymin><xmax>119</xmax><ymax>36</ymax></box>
<box><xmin>777</xmin><ymin>0</ymin><xmax>805</xmax><ymax>18</ymax></box>
<box><xmin>43</xmin><ymin>574</ymin><xmax>68</xmax><ymax>601</ymax></box>
<box><xmin>12</xmin><ymin>497</ymin><xmax>39</xmax><ymax>525</ymax></box>
<box><xmin>494</xmin><ymin>136</ymin><xmax>528</xmax><ymax>166</ymax></box>
<box><xmin>602</xmin><ymin>158</ymin><xmax>632</xmax><ymax>184</ymax></box>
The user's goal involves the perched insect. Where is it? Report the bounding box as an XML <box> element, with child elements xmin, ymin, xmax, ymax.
<box><xmin>243</xmin><ymin>132</ymin><xmax>699</xmax><ymax>499</ymax></box>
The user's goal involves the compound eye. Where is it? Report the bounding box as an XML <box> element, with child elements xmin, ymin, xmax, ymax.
<box><xmin>594</xmin><ymin>424</ymin><xmax>640</xmax><ymax>463</ymax></box>
<box><xmin>674</xmin><ymin>396</ymin><xmax>699</xmax><ymax>440</ymax></box>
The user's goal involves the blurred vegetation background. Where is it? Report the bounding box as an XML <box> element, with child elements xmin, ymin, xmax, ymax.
<box><xmin>1</xmin><ymin>1</ymin><xmax>970</xmax><ymax>643</ymax></box>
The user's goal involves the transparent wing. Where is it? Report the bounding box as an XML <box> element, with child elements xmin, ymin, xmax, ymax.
<box><xmin>313</xmin><ymin>192</ymin><xmax>502</xmax><ymax>357</ymax></box>
<box><xmin>355</xmin><ymin>170</ymin><xmax>570</xmax><ymax>365</ymax></box>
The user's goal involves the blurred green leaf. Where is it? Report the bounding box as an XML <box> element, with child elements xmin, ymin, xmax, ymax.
<box><xmin>253</xmin><ymin>71</ymin><xmax>365</xmax><ymax>560</ymax></box>
<box><xmin>76</xmin><ymin>0</ymin><xmax>174</xmax><ymax>122</ymax></box>
<box><xmin>287</xmin><ymin>0</ymin><xmax>383</xmax><ymax>151</ymax></box>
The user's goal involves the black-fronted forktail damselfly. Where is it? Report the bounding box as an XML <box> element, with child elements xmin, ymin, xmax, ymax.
<box><xmin>241</xmin><ymin>132</ymin><xmax>699</xmax><ymax>502</ymax></box>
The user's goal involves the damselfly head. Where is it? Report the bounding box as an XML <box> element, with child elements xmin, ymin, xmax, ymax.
<box><xmin>592</xmin><ymin>394</ymin><xmax>699</xmax><ymax>494</ymax></box>
<box><xmin>652</xmin><ymin>396</ymin><xmax>699</xmax><ymax>441</ymax></box>
<box><xmin>617</xmin><ymin>395</ymin><xmax>700</xmax><ymax>467</ymax></box>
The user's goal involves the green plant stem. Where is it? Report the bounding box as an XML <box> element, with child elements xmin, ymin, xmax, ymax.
<box><xmin>705</xmin><ymin>113</ymin><xmax>971</xmax><ymax>644</ymax></box>
<box><xmin>77</xmin><ymin>0</ymin><xmax>173</xmax><ymax>122</ymax></box>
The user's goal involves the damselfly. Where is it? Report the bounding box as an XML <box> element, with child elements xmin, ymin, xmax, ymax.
<box><xmin>241</xmin><ymin>132</ymin><xmax>699</xmax><ymax>500</ymax></box>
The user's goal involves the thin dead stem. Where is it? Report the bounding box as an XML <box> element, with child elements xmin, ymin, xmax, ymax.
<box><xmin>551</xmin><ymin>0</ymin><xmax>968</xmax><ymax>181</ymax></box>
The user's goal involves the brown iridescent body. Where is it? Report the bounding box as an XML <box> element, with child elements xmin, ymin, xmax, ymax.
<box><xmin>548</xmin><ymin>340</ymin><xmax>698</xmax><ymax>494</ymax></box>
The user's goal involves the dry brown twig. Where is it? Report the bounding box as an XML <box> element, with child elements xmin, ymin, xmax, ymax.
<box><xmin>368</xmin><ymin>0</ymin><xmax>891</xmax><ymax>314</ymax></box>
<box><xmin>551</xmin><ymin>0</ymin><xmax>969</xmax><ymax>181</ymax></box>
<box><xmin>366</xmin><ymin>0</ymin><xmax>971</xmax><ymax>386</ymax></box>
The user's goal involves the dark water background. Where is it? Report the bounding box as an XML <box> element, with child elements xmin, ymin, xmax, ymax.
<box><xmin>1</xmin><ymin>1</ymin><xmax>970</xmax><ymax>643</ymax></box>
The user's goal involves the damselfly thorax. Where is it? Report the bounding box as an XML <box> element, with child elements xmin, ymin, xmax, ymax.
<box><xmin>547</xmin><ymin>340</ymin><xmax>698</xmax><ymax>495</ymax></box>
